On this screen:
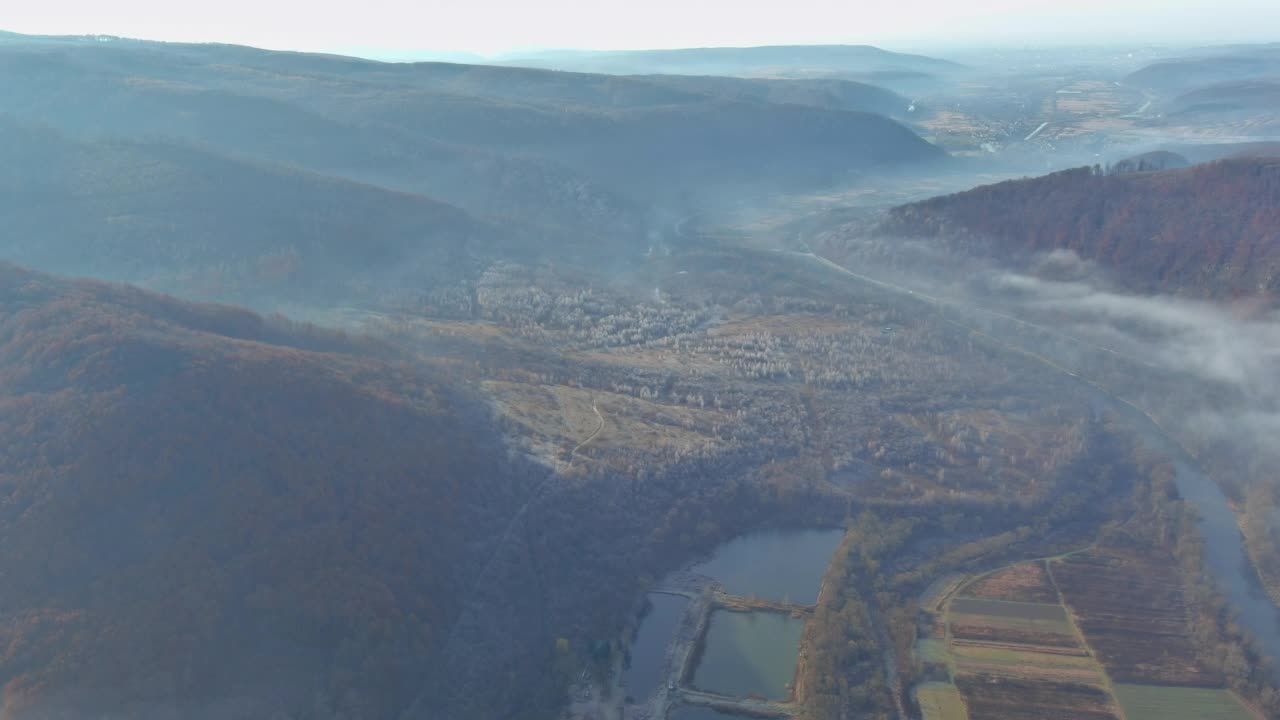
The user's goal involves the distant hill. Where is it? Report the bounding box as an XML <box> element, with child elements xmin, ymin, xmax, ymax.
<box><xmin>0</xmin><ymin>265</ymin><xmax>544</xmax><ymax>719</ymax></box>
<box><xmin>1167</xmin><ymin>79</ymin><xmax>1280</xmax><ymax>116</ymax></box>
<box><xmin>1125</xmin><ymin>49</ymin><xmax>1280</xmax><ymax>94</ymax></box>
<box><xmin>1159</xmin><ymin>140</ymin><xmax>1280</xmax><ymax>164</ymax></box>
<box><xmin>0</xmin><ymin>33</ymin><xmax>944</xmax><ymax>225</ymax></box>
<box><xmin>0</xmin><ymin>118</ymin><xmax>509</xmax><ymax>309</ymax></box>
<box><xmin>877</xmin><ymin>158</ymin><xmax>1280</xmax><ymax>300</ymax></box>
<box><xmin>497</xmin><ymin>44</ymin><xmax>961</xmax><ymax>78</ymax></box>
<box><xmin>634</xmin><ymin>73</ymin><xmax>912</xmax><ymax>117</ymax></box>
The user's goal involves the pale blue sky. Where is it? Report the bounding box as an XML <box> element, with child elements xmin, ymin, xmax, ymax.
<box><xmin>6</xmin><ymin>1</ymin><xmax>1279</xmax><ymax>56</ymax></box>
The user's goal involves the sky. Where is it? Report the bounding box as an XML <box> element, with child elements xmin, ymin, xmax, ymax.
<box><xmin>5</xmin><ymin>0</ymin><xmax>1280</xmax><ymax>56</ymax></box>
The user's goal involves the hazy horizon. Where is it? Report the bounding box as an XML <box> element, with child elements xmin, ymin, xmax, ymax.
<box><xmin>6</xmin><ymin>1</ymin><xmax>1279</xmax><ymax>58</ymax></box>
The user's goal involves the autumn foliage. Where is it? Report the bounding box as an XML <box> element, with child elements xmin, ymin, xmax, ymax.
<box><xmin>0</xmin><ymin>264</ymin><xmax>526</xmax><ymax>719</ymax></box>
<box><xmin>880</xmin><ymin>158</ymin><xmax>1280</xmax><ymax>300</ymax></box>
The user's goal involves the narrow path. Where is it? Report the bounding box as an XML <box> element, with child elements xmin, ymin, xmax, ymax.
<box><xmin>569</xmin><ymin>401</ymin><xmax>605</xmax><ymax>465</ymax></box>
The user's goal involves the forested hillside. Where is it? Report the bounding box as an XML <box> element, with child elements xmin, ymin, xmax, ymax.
<box><xmin>0</xmin><ymin>265</ymin><xmax>546</xmax><ymax>719</ymax></box>
<box><xmin>877</xmin><ymin>158</ymin><xmax>1280</xmax><ymax>300</ymax></box>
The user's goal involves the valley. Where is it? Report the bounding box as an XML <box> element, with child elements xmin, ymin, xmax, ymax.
<box><xmin>1</xmin><ymin>29</ymin><xmax>1280</xmax><ymax>720</ymax></box>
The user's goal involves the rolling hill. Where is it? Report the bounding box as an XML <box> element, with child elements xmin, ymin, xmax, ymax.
<box><xmin>876</xmin><ymin>158</ymin><xmax>1280</xmax><ymax>300</ymax></box>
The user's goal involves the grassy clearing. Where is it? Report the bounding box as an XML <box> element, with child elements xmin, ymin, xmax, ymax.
<box><xmin>1113</xmin><ymin>684</ymin><xmax>1255</xmax><ymax>720</ymax></box>
<box><xmin>915</xmin><ymin>638</ymin><xmax>951</xmax><ymax>665</ymax></box>
<box><xmin>916</xmin><ymin>682</ymin><xmax>968</xmax><ymax>720</ymax></box>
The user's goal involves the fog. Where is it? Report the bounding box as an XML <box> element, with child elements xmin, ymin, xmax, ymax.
<box><xmin>809</xmin><ymin>223</ymin><xmax>1280</xmax><ymax>497</ymax></box>
<box><xmin>7</xmin><ymin>1</ymin><xmax>1280</xmax><ymax>56</ymax></box>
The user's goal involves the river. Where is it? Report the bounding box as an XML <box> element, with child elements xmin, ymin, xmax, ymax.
<box><xmin>1098</xmin><ymin>391</ymin><xmax>1280</xmax><ymax>672</ymax></box>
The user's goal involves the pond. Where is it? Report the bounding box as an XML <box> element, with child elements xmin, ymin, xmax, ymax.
<box><xmin>687</xmin><ymin>527</ymin><xmax>844</xmax><ymax>605</ymax></box>
<box><xmin>691</xmin><ymin>609</ymin><xmax>804</xmax><ymax>700</ymax></box>
<box><xmin>624</xmin><ymin>527</ymin><xmax>843</xmax><ymax>707</ymax></box>
<box><xmin>623</xmin><ymin>593</ymin><xmax>688</xmax><ymax>702</ymax></box>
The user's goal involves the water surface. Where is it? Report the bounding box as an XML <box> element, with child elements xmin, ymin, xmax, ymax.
<box><xmin>688</xmin><ymin>528</ymin><xmax>843</xmax><ymax>605</ymax></box>
<box><xmin>623</xmin><ymin>593</ymin><xmax>687</xmax><ymax>702</ymax></box>
<box><xmin>692</xmin><ymin>610</ymin><xmax>803</xmax><ymax>700</ymax></box>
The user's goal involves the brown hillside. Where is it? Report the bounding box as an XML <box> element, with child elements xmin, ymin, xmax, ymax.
<box><xmin>0</xmin><ymin>264</ymin><xmax>529</xmax><ymax>719</ymax></box>
<box><xmin>879</xmin><ymin>158</ymin><xmax>1280</xmax><ymax>300</ymax></box>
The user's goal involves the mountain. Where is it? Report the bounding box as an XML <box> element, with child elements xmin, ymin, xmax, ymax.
<box><xmin>0</xmin><ymin>38</ymin><xmax>651</xmax><ymax>243</ymax></box>
<box><xmin>0</xmin><ymin>264</ymin><xmax>544</xmax><ymax>719</ymax></box>
<box><xmin>496</xmin><ymin>44</ymin><xmax>961</xmax><ymax>79</ymax></box>
<box><xmin>0</xmin><ymin>33</ymin><xmax>944</xmax><ymax>222</ymax></box>
<box><xmin>876</xmin><ymin>158</ymin><xmax>1280</xmax><ymax>300</ymax></box>
<box><xmin>0</xmin><ymin>118</ymin><xmax>509</xmax><ymax>309</ymax></box>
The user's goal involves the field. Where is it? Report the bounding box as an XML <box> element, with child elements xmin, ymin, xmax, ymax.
<box><xmin>949</xmin><ymin>598</ymin><xmax>1067</xmax><ymax>622</ymax></box>
<box><xmin>949</xmin><ymin>643</ymin><xmax>1100</xmax><ymax>683</ymax></box>
<box><xmin>1050</xmin><ymin>535</ymin><xmax>1225</xmax><ymax>687</ymax></box>
<box><xmin>962</xmin><ymin>562</ymin><xmax>1059</xmax><ymax>604</ymax></box>
<box><xmin>907</xmin><ymin>531</ymin><xmax>1267</xmax><ymax>720</ymax></box>
<box><xmin>926</xmin><ymin>561</ymin><xmax>1124</xmax><ymax>719</ymax></box>
<box><xmin>955</xmin><ymin>675</ymin><xmax>1120</xmax><ymax>720</ymax></box>
<box><xmin>1113</xmin><ymin>684</ymin><xmax>1256</xmax><ymax>720</ymax></box>
<box><xmin>916</xmin><ymin>681</ymin><xmax>968</xmax><ymax>720</ymax></box>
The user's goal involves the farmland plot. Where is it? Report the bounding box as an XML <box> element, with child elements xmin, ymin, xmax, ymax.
<box><xmin>1051</xmin><ymin>535</ymin><xmax>1225</xmax><ymax>687</ymax></box>
<box><xmin>1113</xmin><ymin>684</ymin><xmax>1256</xmax><ymax>720</ymax></box>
